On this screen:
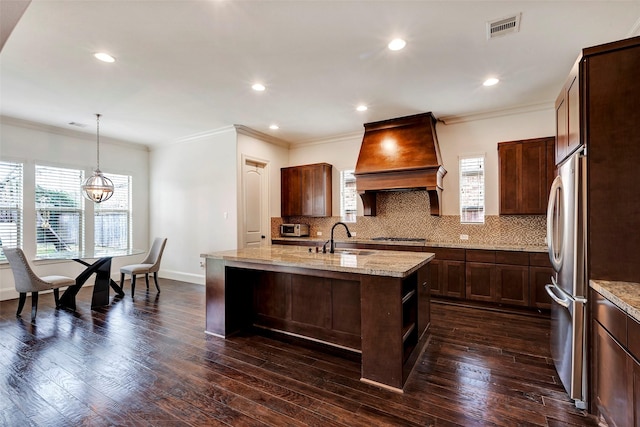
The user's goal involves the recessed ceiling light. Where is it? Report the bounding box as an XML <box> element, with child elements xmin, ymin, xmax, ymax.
<box><xmin>269</xmin><ymin>124</ymin><xmax>279</xmax><ymax>130</ymax></box>
<box><xmin>252</xmin><ymin>83</ymin><xmax>266</xmax><ymax>91</ymax></box>
<box><xmin>94</xmin><ymin>52</ymin><xmax>115</xmax><ymax>63</ymax></box>
<box><xmin>356</xmin><ymin>105</ymin><xmax>368</xmax><ymax>112</ymax></box>
<box><xmin>387</xmin><ymin>38</ymin><xmax>406</xmax><ymax>51</ymax></box>
<box><xmin>483</xmin><ymin>77</ymin><xmax>500</xmax><ymax>86</ymax></box>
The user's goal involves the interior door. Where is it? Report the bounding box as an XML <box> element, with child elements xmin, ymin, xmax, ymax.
<box><xmin>242</xmin><ymin>158</ymin><xmax>268</xmax><ymax>248</ymax></box>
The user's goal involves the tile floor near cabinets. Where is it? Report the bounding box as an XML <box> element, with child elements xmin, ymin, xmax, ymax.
<box><xmin>0</xmin><ymin>280</ymin><xmax>597</xmax><ymax>426</ymax></box>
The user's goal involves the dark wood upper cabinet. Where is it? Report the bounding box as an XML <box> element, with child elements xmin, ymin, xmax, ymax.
<box><xmin>498</xmin><ymin>136</ymin><xmax>555</xmax><ymax>215</ymax></box>
<box><xmin>281</xmin><ymin>163</ymin><xmax>332</xmax><ymax>217</ymax></box>
<box><xmin>555</xmin><ymin>59</ymin><xmax>581</xmax><ymax>165</ymax></box>
<box><xmin>582</xmin><ymin>36</ymin><xmax>640</xmax><ymax>283</ymax></box>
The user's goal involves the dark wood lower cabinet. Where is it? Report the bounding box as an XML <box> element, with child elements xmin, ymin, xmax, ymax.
<box><xmin>466</xmin><ymin>262</ymin><xmax>496</xmax><ymax>302</ymax></box>
<box><xmin>529</xmin><ymin>266</ymin><xmax>554</xmax><ymax>309</ymax></box>
<box><xmin>634</xmin><ymin>359</ymin><xmax>640</xmax><ymax>427</ymax></box>
<box><xmin>428</xmin><ymin>259</ymin><xmax>466</xmax><ymax>298</ymax></box>
<box><xmin>496</xmin><ymin>264</ymin><xmax>529</xmax><ymax>306</ymax></box>
<box><xmin>591</xmin><ymin>288</ymin><xmax>640</xmax><ymax>426</ymax></box>
<box><xmin>592</xmin><ymin>321</ymin><xmax>634</xmax><ymax>427</ymax></box>
<box><xmin>442</xmin><ymin>260</ymin><xmax>466</xmax><ymax>298</ymax></box>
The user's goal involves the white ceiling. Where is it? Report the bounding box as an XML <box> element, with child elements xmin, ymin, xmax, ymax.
<box><xmin>1</xmin><ymin>1</ymin><xmax>639</xmax><ymax>147</ymax></box>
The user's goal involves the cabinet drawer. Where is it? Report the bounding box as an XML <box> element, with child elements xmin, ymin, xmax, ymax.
<box><xmin>628</xmin><ymin>315</ymin><xmax>640</xmax><ymax>362</ymax></box>
<box><xmin>466</xmin><ymin>250</ymin><xmax>495</xmax><ymax>263</ymax></box>
<box><xmin>592</xmin><ymin>290</ymin><xmax>627</xmax><ymax>346</ymax></box>
<box><xmin>529</xmin><ymin>252</ymin><xmax>552</xmax><ymax>267</ymax></box>
<box><xmin>425</xmin><ymin>247</ymin><xmax>465</xmax><ymax>261</ymax></box>
<box><xmin>495</xmin><ymin>251</ymin><xmax>529</xmax><ymax>266</ymax></box>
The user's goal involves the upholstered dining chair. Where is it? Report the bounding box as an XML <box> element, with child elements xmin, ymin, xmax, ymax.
<box><xmin>3</xmin><ymin>247</ymin><xmax>76</xmax><ymax>319</ymax></box>
<box><xmin>120</xmin><ymin>237</ymin><xmax>167</xmax><ymax>297</ymax></box>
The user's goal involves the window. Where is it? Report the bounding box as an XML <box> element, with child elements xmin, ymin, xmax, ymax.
<box><xmin>0</xmin><ymin>161</ymin><xmax>23</xmax><ymax>259</ymax></box>
<box><xmin>35</xmin><ymin>165</ymin><xmax>84</xmax><ymax>255</ymax></box>
<box><xmin>340</xmin><ymin>169</ymin><xmax>357</xmax><ymax>222</ymax></box>
<box><xmin>460</xmin><ymin>156</ymin><xmax>485</xmax><ymax>224</ymax></box>
<box><xmin>94</xmin><ymin>173</ymin><xmax>131</xmax><ymax>254</ymax></box>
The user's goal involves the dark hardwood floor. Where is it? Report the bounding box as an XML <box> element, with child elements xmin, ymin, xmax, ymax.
<box><xmin>0</xmin><ymin>279</ymin><xmax>598</xmax><ymax>426</ymax></box>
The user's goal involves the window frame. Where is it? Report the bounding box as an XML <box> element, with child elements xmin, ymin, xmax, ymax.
<box><xmin>0</xmin><ymin>160</ymin><xmax>24</xmax><ymax>260</ymax></box>
<box><xmin>459</xmin><ymin>154</ymin><xmax>485</xmax><ymax>224</ymax></box>
<box><xmin>339</xmin><ymin>169</ymin><xmax>358</xmax><ymax>223</ymax></box>
<box><xmin>34</xmin><ymin>164</ymin><xmax>85</xmax><ymax>256</ymax></box>
<box><xmin>94</xmin><ymin>172</ymin><xmax>132</xmax><ymax>254</ymax></box>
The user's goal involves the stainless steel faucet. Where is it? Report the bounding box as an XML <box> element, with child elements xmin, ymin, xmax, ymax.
<box><xmin>323</xmin><ymin>221</ymin><xmax>352</xmax><ymax>253</ymax></box>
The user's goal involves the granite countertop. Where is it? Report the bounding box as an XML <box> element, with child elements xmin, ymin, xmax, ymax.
<box><xmin>271</xmin><ymin>237</ymin><xmax>547</xmax><ymax>253</ymax></box>
<box><xmin>201</xmin><ymin>245</ymin><xmax>434</xmax><ymax>278</ymax></box>
<box><xmin>590</xmin><ymin>280</ymin><xmax>640</xmax><ymax>323</ymax></box>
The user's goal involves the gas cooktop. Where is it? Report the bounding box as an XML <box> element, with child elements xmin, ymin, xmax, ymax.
<box><xmin>371</xmin><ymin>237</ymin><xmax>427</xmax><ymax>243</ymax></box>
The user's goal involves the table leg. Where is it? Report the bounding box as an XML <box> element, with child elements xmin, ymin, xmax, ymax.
<box><xmin>58</xmin><ymin>257</ymin><xmax>114</xmax><ymax>311</ymax></box>
<box><xmin>91</xmin><ymin>258</ymin><xmax>112</xmax><ymax>308</ymax></box>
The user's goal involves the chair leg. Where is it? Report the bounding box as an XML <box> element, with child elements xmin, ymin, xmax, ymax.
<box><xmin>53</xmin><ymin>288</ymin><xmax>60</xmax><ymax>307</ymax></box>
<box><xmin>153</xmin><ymin>272</ymin><xmax>160</xmax><ymax>293</ymax></box>
<box><xmin>16</xmin><ymin>292</ymin><xmax>27</xmax><ymax>317</ymax></box>
<box><xmin>120</xmin><ymin>273</ymin><xmax>125</xmax><ymax>288</ymax></box>
<box><xmin>31</xmin><ymin>292</ymin><xmax>39</xmax><ymax>320</ymax></box>
<box><xmin>131</xmin><ymin>275</ymin><xmax>136</xmax><ymax>297</ymax></box>
<box><xmin>145</xmin><ymin>273</ymin><xmax>150</xmax><ymax>290</ymax></box>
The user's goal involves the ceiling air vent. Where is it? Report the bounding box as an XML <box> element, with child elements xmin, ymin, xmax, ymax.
<box><xmin>487</xmin><ymin>14</ymin><xmax>521</xmax><ymax>39</ymax></box>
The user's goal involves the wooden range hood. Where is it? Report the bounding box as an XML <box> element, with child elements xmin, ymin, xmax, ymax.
<box><xmin>354</xmin><ymin>112</ymin><xmax>446</xmax><ymax>216</ymax></box>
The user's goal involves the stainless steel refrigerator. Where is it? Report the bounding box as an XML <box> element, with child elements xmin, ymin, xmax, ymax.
<box><xmin>545</xmin><ymin>147</ymin><xmax>587</xmax><ymax>409</ymax></box>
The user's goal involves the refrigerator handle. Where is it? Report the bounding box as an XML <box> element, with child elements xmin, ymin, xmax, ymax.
<box><xmin>545</xmin><ymin>278</ymin><xmax>570</xmax><ymax>308</ymax></box>
<box><xmin>547</xmin><ymin>175</ymin><xmax>564</xmax><ymax>272</ymax></box>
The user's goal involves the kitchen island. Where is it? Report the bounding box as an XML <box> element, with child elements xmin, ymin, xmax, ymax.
<box><xmin>201</xmin><ymin>245</ymin><xmax>434</xmax><ymax>391</ymax></box>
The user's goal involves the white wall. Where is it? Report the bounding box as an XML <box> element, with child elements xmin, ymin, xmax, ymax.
<box><xmin>288</xmin><ymin>108</ymin><xmax>555</xmax><ymax>216</ymax></box>
<box><xmin>0</xmin><ymin>117</ymin><xmax>150</xmax><ymax>300</ymax></box>
<box><xmin>149</xmin><ymin>127</ymin><xmax>238</xmax><ymax>285</ymax></box>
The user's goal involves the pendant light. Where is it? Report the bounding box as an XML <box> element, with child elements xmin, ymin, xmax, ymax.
<box><xmin>81</xmin><ymin>114</ymin><xmax>114</xmax><ymax>203</ymax></box>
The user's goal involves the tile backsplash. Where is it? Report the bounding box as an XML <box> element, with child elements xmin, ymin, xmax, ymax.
<box><xmin>273</xmin><ymin>190</ymin><xmax>546</xmax><ymax>247</ymax></box>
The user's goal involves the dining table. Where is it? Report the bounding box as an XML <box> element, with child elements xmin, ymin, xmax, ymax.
<box><xmin>36</xmin><ymin>248</ymin><xmax>144</xmax><ymax>310</ymax></box>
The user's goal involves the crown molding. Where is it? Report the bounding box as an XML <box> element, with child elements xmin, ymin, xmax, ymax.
<box><xmin>0</xmin><ymin>115</ymin><xmax>149</xmax><ymax>151</ymax></box>
<box><xmin>438</xmin><ymin>102</ymin><xmax>554</xmax><ymax>125</ymax></box>
<box><xmin>293</xmin><ymin>130</ymin><xmax>363</xmax><ymax>148</ymax></box>
<box><xmin>168</xmin><ymin>124</ymin><xmax>237</xmax><ymax>146</ymax></box>
<box><xmin>628</xmin><ymin>16</ymin><xmax>640</xmax><ymax>37</ymax></box>
<box><xmin>234</xmin><ymin>125</ymin><xmax>291</xmax><ymax>148</ymax></box>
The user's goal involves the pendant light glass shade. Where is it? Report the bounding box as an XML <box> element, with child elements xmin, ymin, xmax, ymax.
<box><xmin>82</xmin><ymin>114</ymin><xmax>114</xmax><ymax>203</ymax></box>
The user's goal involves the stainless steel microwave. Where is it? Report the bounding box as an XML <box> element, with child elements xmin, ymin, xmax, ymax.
<box><xmin>280</xmin><ymin>223</ymin><xmax>310</xmax><ymax>237</ymax></box>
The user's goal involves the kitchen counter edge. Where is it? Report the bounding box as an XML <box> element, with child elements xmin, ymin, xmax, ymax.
<box><xmin>590</xmin><ymin>280</ymin><xmax>640</xmax><ymax>324</ymax></box>
<box><xmin>201</xmin><ymin>246</ymin><xmax>435</xmax><ymax>278</ymax></box>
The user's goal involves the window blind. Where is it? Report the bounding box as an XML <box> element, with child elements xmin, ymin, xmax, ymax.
<box><xmin>35</xmin><ymin>165</ymin><xmax>84</xmax><ymax>255</ymax></box>
<box><xmin>95</xmin><ymin>173</ymin><xmax>131</xmax><ymax>253</ymax></box>
<box><xmin>460</xmin><ymin>156</ymin><xmax>485</xmax><ymax>224</ymax></box>
<box><xmin>340</xmin><ymin>169</ymin><xmax>357</xmax><ymax>223</ymax></box>
<box><xmin>0</xmin><ymin>161</ymin><xmax>23</xmax><ymax>259</ymax></box>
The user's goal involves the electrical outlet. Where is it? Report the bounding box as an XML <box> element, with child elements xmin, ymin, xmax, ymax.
<box><xmin>460</xmin><ymin>234</ymin><xmax>469</xmax><ymax>240</ymax></box>
<box><xmin>317</xmin><ymin>231</ymin><xmax>322</xmax><ymax>236</ymax></box>
<box><xmin>351</xmin><ymin>232</ymin><xmax>357</xmax><ymax>237</ymax></box>
<box><xmin>199</xmin><ymin>261</ymin><xmax>205</xmax><ymax>269</ymax></box>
